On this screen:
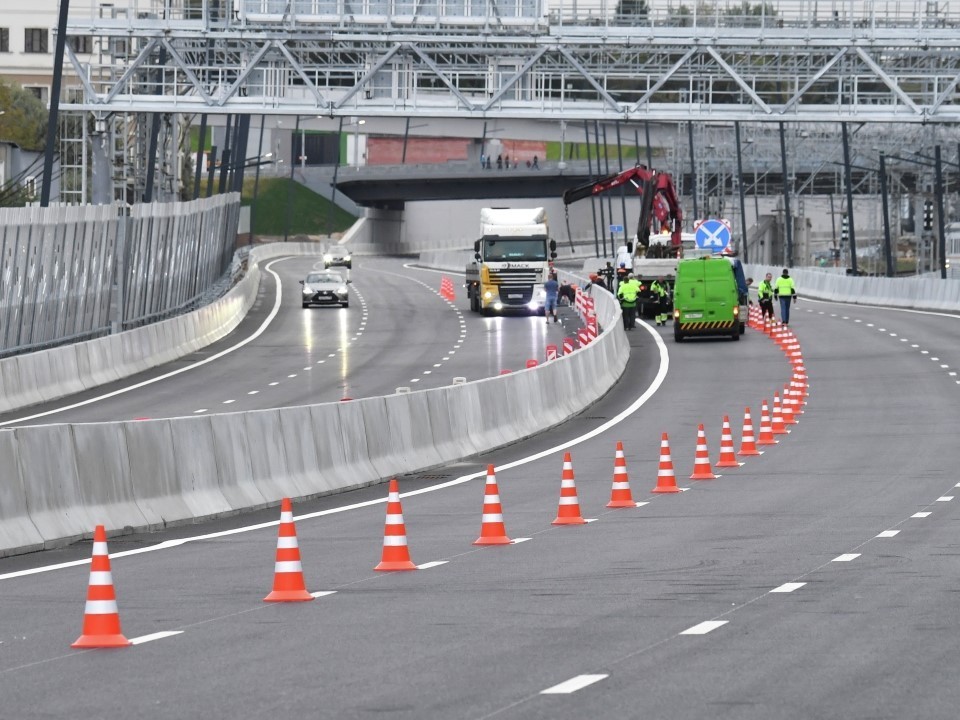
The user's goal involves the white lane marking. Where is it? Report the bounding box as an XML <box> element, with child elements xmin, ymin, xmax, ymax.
<box><xmin>0</xmin><ymin>258</ymin><xmax>290</xmax><ymax>427</ymax></box>
<box><xmin>310</xmin><ymin>591</ymin><xmax>337</xmax><ymax>598</ymax></box>
<box><xmin>1</xmin><ymin>319</ymin><xmax>670</xmax><ymax>581</ymax></box>
<box><xmin>129</xmin><ymin>630</ymin><xmax>183</xmax><ymax>645</ymax></box>
<box><xmin>877</xmin><ymin>530</ymin><xmax>900</xmax><ymax>538</ymax></box>
<box><xmin>936</xmin><ymin>496</ymin><xmax>953</xmax><ymax>502</ymax></box>
<box><xmin>681</xmin><ymin>620</ymin><xmax>728</xmax><ymax>635</ymax></box>
<box><xmin>287</xmin><ymin>374</ymin><xmax>297</xmax><ymax>378</ymax></box>
<box><xmin>247</xmin><ymin>391</ymin><xmax>259</xmax><ymax>395</ymax></box>
<box><xmin>223</xmin><ymin>400</ymin><xmax>235</xmax><ymax>405</ymax></box>
<box><xmin>921</xmin><ymin>350</ymin><xmax>929</xmax><ymax>354</ymax></box>
<box><xmin>932</xmin><ymin>357</ymin><xmax>940</xmax><ymax>361</ymax></box>
<box><xmin>510</xmin><ymin>538</ymin><xmax>532</xmax><ymax>544</ymax></box>
<box><xmin>832</xmin><ymin>553</ymin><xmax>860</xmax><ymax>562</ymax></box>
<box><xmin>193</xmin><ymin>409</ymin><xmax>208</xmax><ymax>414</ymax></box>
<box><xmin>635</xmin><ymin>501</ymin><xmax>650</xmax><ymax>507</ymax></box>
<box><xmin>540</xmin><ymin>674</ymin><xmax>608</xmax><ymax>695</ymax></box>
<box><xmin>771</xmin><ymin>582</ymin><xmax>806</xmax><ymax>593</ymax></box>
<box><xmin>913</xmin><ymin>512</ymin><xmax>932</xmax><ymax>518</ymax></box>
<box><xmin>416</xmin><ymin>561</ymin><xmax>448</xmax><ymax>570</ymax></box>
<box><xmin>268</xmin><ymin>382</ymin><xmax>279</xmax><ymax>386</ymax></box>
<box><xmin>911</xmin><ymin>344</ymin><xmax>919</xmax><ymax>348</ymax></box>
<box><xmin>940</xmin><ymin>365</ymin><xmax>950</xmax><ymax>369</ymax></box>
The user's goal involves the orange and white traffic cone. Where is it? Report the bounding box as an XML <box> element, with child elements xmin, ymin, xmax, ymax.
<box><xmin>689</xmin><ymin>424</ymin><xmax>716</xmax><ymax>480</ymax></box>
<box><xmin>375</xmin><ymin>479</ymin><xmax>418</xmax><ymax>570</ymax></box>
<box><xmin>474</xmin><ymin>465</ymin><xmax>512</xmax><ymax>545</ymax></box>
<box><xmin>607</xmin><ymin>441</ymin><xmax>636</xmax><ymax>508</ymax></box>
<box><xmin>72</xmin><ymin>525</ymin><xmax>131</xmax><ymax>648</ymax></box>
<box><xmin>264</xmin><ymin>498</ymin><xmax>314</xmax><ymax>602</ymax></box>
<box><xmin>715</xmin><ymin>415</ymin><xmax>740</xmax><ymax>468</ymax></box>
<box><xmin>771</xmin><ymin>392</ymin><xmax>788</xmax><ymax>435</ymax></box>
<box><xmin>757</xmin><ymin>399</ymin><xmax>778</xmax><ymax>445</ymax></box>
<box><xmin>553</xmin><ymin>452</ymin><xmax>587</xmax><ymax>525</ymax></box>
<box><xmin>781</xmin><ymin>384</ymin><xmax>797</xmax><ymax>425</ymax></box>
<box><xmin>738</xmin><ymin>407</ymin><xmax>761</xmax><ymax>456</ymax></box>
<box><xmin>652</xmin><ymin>432</ymin><xmax>680</xmax><ymax>493</ymax></box>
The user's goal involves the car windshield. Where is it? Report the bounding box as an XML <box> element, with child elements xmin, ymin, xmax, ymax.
<box><xmin>307</xmin><ymin>272</ymin><xmax>342</xmax><ymax>283</ymax></box>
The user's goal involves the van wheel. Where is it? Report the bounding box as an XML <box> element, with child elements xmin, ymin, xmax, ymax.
<box><xmin>731</xmin><ymin>327</ymin><xmax>740</xmax><ymax>341</ymax></box>
<box><xmin>674</xmin><ymin>324</ymin><xmax>683</xmax><ymax>342</ymax></box>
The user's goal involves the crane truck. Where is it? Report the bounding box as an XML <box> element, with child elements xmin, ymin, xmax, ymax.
<box><xmin>562</xmin><ymin>165</ymin><xmax>688</xmax><ymax>317</ymax></box>
<box><xmin>466</xmin><ymin>207</ymin><xmax>557</xmax><ymax>316</ymax></box>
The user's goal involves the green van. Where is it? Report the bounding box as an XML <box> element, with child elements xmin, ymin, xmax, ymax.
<box><xmin>672</xmin><ymin>257</ymin><xmax>747</xmax><ymax>342</ymax></box>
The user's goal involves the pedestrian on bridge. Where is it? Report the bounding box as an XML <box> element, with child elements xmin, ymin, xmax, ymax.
<box><xmin>544</xmin><ymin>273</ymin><xmax>560</xmax><ymax>323</ymax></box>
<box><xmin>774</xmin><ymin>268</ymin><xmax>797</xmax><ymax>324</ymax></box>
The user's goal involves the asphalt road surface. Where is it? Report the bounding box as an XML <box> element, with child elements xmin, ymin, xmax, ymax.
<box><xmin>1</xmin><ymin>296</ymin><xmax>959</xmax><ymax>719</ymax></box>
<box><xmin>0</xmin><ymin>256</ymin><xmax>581</xmax><ymax>426</ymax></box>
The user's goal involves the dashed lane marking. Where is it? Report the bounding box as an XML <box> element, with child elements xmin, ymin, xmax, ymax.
<box><xmin>771</xmin><ymin>582</ymin><xmax>806</xmax><ymax>593</ymax></box>
<box><xmin>416</xmin><ymin>561</ymin><xmax>449</xmax><ymax>570</ymax></box>
<box><xmin>681</xmin><ymin>620</ymin><xmax>728</xmax><ymax>635</ymax></box>
<box><xmin>832</xmin><ymin>554</ymin><xmax>860</xmax><ymax>562</ymax></box>
<box><xmin>129</xmin><ymin>630</ymin><xmax>184</xmax><ymax>645</ymax></box>
<box><xmin>913</xmin><ymin>512</ymin><xmax>932</xmax><ymax>518</ymax></box>
<box><xmin>876</xmin><ymin>530</ymin><xmax>900</xmax><ymax>538</ymax></box>
<box><xmin>540</xmin><ymin>675</ymin><xmax>608</xmax><ymax>695</ymax></box>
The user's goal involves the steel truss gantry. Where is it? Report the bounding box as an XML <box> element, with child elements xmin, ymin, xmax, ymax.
<box><xmin>61</xmin><ymin>1</ymin><xmax>960</xmax><ymax>123</ymax></box>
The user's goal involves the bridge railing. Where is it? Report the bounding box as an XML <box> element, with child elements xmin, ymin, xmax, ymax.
<box><xmin>0</xmin><ymin>194</ymin><xmax>240</xmax><ymax>358</ymax></box>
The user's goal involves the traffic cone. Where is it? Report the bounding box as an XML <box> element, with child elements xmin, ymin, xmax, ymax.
<box><xmin>781</xmin><ymin>384</ymin><xmax>797</xmax><ymax>425</ymax></box>
<box><xmin>758</xmin><ymin>399</ymin><xmax>778</xmax><ymax>445</ymax></box>
<box><xmin>715</xmin><ymin>415</ymin><xmax>740</xmax><ymax>468</ymax></box>
<box><xmin>652</xmin><ymin>432</ymin><xmax>680</xmax><ymax>493</ymax></box>
<box><xmin>771</xmin><ymin>392</ymin><xmax>788</xmax><ymax>435</ymax></box>
<box><xmin>474</xmin><ymin>465</ymin><xmax>512</xmax><ymax>545</ymax></box>
<box><xmin>375</xmin><ymin>479</ymin><xmax>418</xmax><ymax>570</ymax></box>
<box><xmin>738</xmin><ymin>407</ymin><xmax>761</xmax><ymax>456</ymax></box>
<box><xmin>689</xmin><ymin>424</ymin><xmax>716</xmax><ymax>480</ymax></box>
<box><xmin>553</xmin><ymin>452</ymin><xmax>587</xmax><ymax>525</ymax></box>
<box><xmin>607</xmin><ymin>441</ymin><xmax>636</xmax><ymax>507</ymax></box>
<box><xmin>72</xmin><ymin>525</ymin><xmax>131</xmax><ymax>648</ymax></box>
<box><xmin>264</xmin><ymin>498</ymin><xmax>314</xmax><ymax>602</ymax></box>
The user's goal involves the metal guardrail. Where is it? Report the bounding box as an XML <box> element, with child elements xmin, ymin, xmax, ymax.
<box><xmin>0</xmin><ymin>194</ymin><xmax>241</xmax><ymax>357</ymax></box>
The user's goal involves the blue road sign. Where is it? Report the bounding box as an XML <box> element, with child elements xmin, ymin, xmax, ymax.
<box><xmin>609</xmin><ymin>224</ymin><xmax>624</xmax><ymax>234</ymax></box>
<box><xmin>695</xmin><ymin>219</ymin><xmax>731</xmax><ymax>251</ymax></box>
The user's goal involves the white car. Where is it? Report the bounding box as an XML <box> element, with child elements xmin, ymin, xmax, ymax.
<box><xmin>300</xmin><ymin>270</ymin><xmax>349</xmax><ymax>308</ymax></box>
<box><xmin>323</xmin><ymin>247</ymin><xmax>352</xmax><ymax>269</ymax></box>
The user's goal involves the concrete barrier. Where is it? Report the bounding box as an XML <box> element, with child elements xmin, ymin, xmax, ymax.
<box><xmin>0</xmin><ymin>244</ymin><xmax>630</xmax><ymax>556</ymax></box>
<box><xmin>744</xmin><ymin>264</ymin><xmax>960</xmax><ymax>313</ymax></box>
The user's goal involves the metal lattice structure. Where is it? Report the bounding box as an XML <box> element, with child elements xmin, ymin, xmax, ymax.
<box><xmin>61</xmin><ymin>1</ymin><xmax>960</xmax><ymax>122</ymax></box>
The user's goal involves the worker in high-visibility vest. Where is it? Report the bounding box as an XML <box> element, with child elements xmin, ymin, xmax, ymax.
<box><xmin>757</xmin><ymin>272</ymin><xmax>776</xmax><ymax>321</ymax></box>
<box><xmin>617</xmin><ymin>272</ymin><xmax>641</xmax><ymax>330</ymax></box>
<box><xmin>650</xmin><ymin>276</ymin><xmax>670</xmax><ymax>326</ymax></box>
<box><xmin>773</xmin><ymin>268</ymin><xmax>797</xmax><ymax>324</ymax></box>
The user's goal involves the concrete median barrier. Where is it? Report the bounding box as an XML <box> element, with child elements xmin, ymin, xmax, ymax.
<box><xmin>1</xmin><ymin>248</ymin><xmax>633</xmax><ymax>557</ymax></box>
<box><xmin>0</xmin><ymin>431</ymin><xmax>43</xmax><ymax>557</ymax></box>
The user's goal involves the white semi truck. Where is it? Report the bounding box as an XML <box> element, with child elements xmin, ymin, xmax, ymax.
<box><xmin>465</xmin><ymin>207</ymin><xmax>557</xmax><ymax>315</ymax></box>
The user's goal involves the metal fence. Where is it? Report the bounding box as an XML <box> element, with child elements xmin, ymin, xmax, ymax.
<box><xmin>0</xmin><ymin>194</ymin><xmax>240</xmax><ymax>357</ymax></box>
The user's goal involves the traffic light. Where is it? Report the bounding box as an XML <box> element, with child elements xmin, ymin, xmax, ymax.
<box><xmin>923</xmin><ymin>200</ymin><xmax>934</xmax><ymax>231</ymax></box>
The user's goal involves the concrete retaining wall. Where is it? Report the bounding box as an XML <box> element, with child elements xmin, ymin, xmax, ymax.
<box><xmin>744</xmin><ymin>264</ymin><xmax>960</xmax><ymax>313</ymax></box>
<box><xmin>0</xmin><ymin>244</ymin><xmax>628</xmax><ymax>557</ymax></box>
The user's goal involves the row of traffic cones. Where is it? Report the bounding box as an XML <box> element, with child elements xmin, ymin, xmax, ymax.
<box><xmin>72</xmin><ymin>304</ymin><xmax>809</xmax><ymax>648</ymax></box>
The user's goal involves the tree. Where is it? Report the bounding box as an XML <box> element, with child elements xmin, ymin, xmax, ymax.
<box><xmin>0</xmin><ymin>80</ymin><xmax>47</xmax><ymax>151</ymax></box>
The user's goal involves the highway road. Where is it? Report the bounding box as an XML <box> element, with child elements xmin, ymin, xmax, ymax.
<box><xmin>1</xmin><ymin>296</ymin><xmax>959</xmax><ymax>719</ymax></box>
<box><xmin>0</xmin><ymin>256</ymin><xmax>579</xmax><ymax>426</ymax></box>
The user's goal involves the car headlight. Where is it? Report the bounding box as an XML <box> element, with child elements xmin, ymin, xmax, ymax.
<box><xmin>343</xmin><ymin>255</ymin><xmax>351</xmax><ymax>262</ymax></box>
<box><xmin>337</xmin><ymin>286</ymin><xmax>348</xmax><ymax>294</ymax></box>
<box><xmin>323</xmin><ymin>254</ymin><xmax>332</xmax><ymax>262</ymax></box>
<box><xmin>483</xmin><ymin>290</ymin><xmax>494</xmax><ymax>300</ymax></box>
<box><xmin>302</xmin><ymin>287</ymin><xmax>312</xmax><ymax>295</ymax></box>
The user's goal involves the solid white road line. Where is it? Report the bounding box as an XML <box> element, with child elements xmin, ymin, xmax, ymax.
<box><xmin>832</xmin><ymin>553</ymin><xmax>861</xmax><ymax>562</ymax></box>
<box><xmin>1</xmin><ymin>319</ymin><xmax>670</xmax><ymax>581</ymax></box>
<box><xmin>681</xmin><ymin>620</ymin><xmax>728</xmax><ymax>635</ymax></box>
<box><xmin>771</xmin><ymin>582</ymin><xmax>806</xmax><ymax>593</ymax></box>
<box><xmin>129</xmin><ymin>630</ymin><xmax>184</xmax><ymax>645</ymax></box>
<box><xmin>0</xmin><ymin>258</ymin><xmax>290</xmax><ymax>427</ymax></box>
<box><xmin>540</xmin><ymin>674</ymin><xmax>608</xmax><ymax>695</ymax></box>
